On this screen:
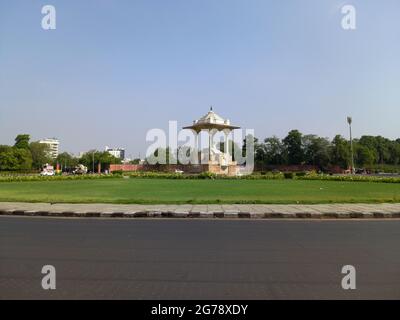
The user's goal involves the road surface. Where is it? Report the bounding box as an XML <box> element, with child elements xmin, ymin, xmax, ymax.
<box><xmin>1</xmin><ymin>216</ymin><xmax>400</xmax><ymax>299</ymax></box>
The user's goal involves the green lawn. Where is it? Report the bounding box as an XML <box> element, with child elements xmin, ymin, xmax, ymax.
<box><xmin>0</xmin><ymin>178</ymin><xmax>399</xmax><ymax>204</ymax></box>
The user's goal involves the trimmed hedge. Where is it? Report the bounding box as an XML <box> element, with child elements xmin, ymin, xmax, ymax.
<box><xmin>283</xmin><ymin>172</ymin><xmax>294</xmax><ymax>179</ymax></box>
<box><xmin>1</xmin><ymin>171</ymin><xmax>399</xmax><ymax>184</ymax></box>
<box><xmin>0</xmin><ymin>174</ymin><xmax>123</xmax><ymax>183</ymax></box>
<box><xmin>297</xmin><ymin>174</ymin><xmax>400</xmax><ymax>184</ymax></box>
<box><xmin>127</xmin><ymin>171</ymin><xmax>285</xmax><ymax>180</ymax></box>
<box><xmin>126</xmin><ymin>171</ymin><xmax>400</xmax><ymax>183</ymax></box>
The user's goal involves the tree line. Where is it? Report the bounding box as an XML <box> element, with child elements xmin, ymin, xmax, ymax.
<box><xmin>246</xmin><ymin>130</ymin><xmax>400</xmax><ymax>171</ymax></box>
<box><xmin>0</xmin><ymin>134</ymin><xmax>121</xmax><ymax>172</ymax></box>
<box><xmin>2</xmin><ymin>131</ymin><xmax>400</xmax><ymax>173</ymax></box>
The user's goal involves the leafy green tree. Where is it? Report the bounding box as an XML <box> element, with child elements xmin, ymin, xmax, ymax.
<box><xmin>330</xmin><ymin>135</ymin><xmax>350</xmax><ymax>169</ymax></box>
<box><xmin>14</xmin><ymin>134</ymin><xmax>30</xmax><ymax>149</ymax></box>
<box><xmin>55</xmin><ymin>152</ymin><xmax>79</xmax><ymax>170</ymax></box>
<box><xmin>254</xmin><ymin>142</ymin><xmax>267</xmax><ymax>168</ymax></box>
<box><xmin>13</xmin><ymin>148</ymin><xmax>32</xmax><ymax>170</ymax></box>
<box><xmin>355</xmin><ymin>144</ymin><xmax>375</xmax><ymax>167</ymax></box>
<box><xmin>358</xmin><ymin>135</ymin><xmax>392</xmax><ymax>165</ymax></box>
<box><xmin>242</xmin><ymin>134</ymin><xmax>258</xmax><ymax>158</ymax></box>
<box><xmin>375</xmin><ymin>136</ymin><xmax>391</xmax><ymax>164</ymax></box>
<box><xmin>29</xmin><ymin>141</ymin><xmax>52</xmax><ymax>169</ymax></box>
<box><xmin>283</xmin><ymin>130</ymin><xmax>304</xmax><ymax>165</ymax></box>
<box><xmin>80</xmin><ymin>150</ymin><xmax>121</xmax><ymax>172</ymax></box>
<box><xmin>0</xmin><ymin>143</ymin><xmax>32</xmax><ymax>171</ymax></box>
<box><xmin>264</xmin><ymin>136</ymin><xmax>286</xmax><ymax>165</ymax></box>
<box><xmin>303</xmin><ymin>135</ymin><xmax>331</xmax><ymax>168</ymax></box>
<box><xmin>130</xmin><ymin>158</ymin><xmax>141</xmax><ymax>164</ymax></box>
<box><xmin>0</xmin><ymin>135</ymin><xmax>34</xmax><ymax>171</ymax></box>
<box><xmin>388</xmin><ymin>141</ymin><xmax>400</xmax><ymax>165</ymax></box>
<box><xmin>0</xmin><ymin>149</ymin><xmax>19</xmax><ymax>170</ymax></box>
<box><xmin>0</xmin><ymin>145</ymin><xmax>12</xmax><ymax>153</ymax></box>
<box><xmin>357</xmin><ymin>136</ymin><xmax>378</xmax><ymax>164</ymax></box>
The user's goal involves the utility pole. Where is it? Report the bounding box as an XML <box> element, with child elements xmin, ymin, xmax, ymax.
<box><xmin>347</xmin><ymin>117</ymin><xmax>355</xmax><ymax>174</ymax></box>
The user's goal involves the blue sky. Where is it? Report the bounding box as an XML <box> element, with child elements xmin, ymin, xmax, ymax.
<box><xmin>0</xmin><ymin>0</ymin><xmax>399</xmax><ymax>158</ymax></box>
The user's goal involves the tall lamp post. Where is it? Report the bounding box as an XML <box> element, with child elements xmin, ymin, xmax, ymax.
<box><xmin>347</xmin><ymin>116</ymin><xmax>355</xmax><ymax>174</ymax></box>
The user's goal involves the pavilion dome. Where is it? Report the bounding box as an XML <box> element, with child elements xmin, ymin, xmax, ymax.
<box><xmin>183</xmin><ymin>107</ymin><xmax>239</xmax><ymax>132</ymax></box>
<box><xmin>196</xmin><ymin>109</ymin><xmax>228</xmax><ymax>125</ymax></box>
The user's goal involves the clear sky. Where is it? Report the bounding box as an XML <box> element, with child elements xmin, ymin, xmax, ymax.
<box><xmin>0</xmin><ymin>0</ymin><xmax>399</xmax><ymax>158</ymax></box>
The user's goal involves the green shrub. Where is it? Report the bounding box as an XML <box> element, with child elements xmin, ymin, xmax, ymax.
<box><xmin>2</xmin><ymin>170</ymin><xmax>399</xmax><ymax>184</ymax></box>
<box><xmin>296</xmin><ymin>174</ymin><xmax>400</xmax><ymax>184</ymax></box>
<box><xmin>198</xmin><ymin>171</ymin><xmax>217</xmax><ymax>179</ymax></box>
<box><xmin>0</xmin><ymin>174</ymin><xmax>122</xmax><ymax>183</ymax></box>
<box><xmin>128</xmin><ymin>172</ymin><xmax>186</xmax><ymax>179</ymax></box>
<box><xmin>284</xmin><ymin>172</ymin><xmax>294</xmax><ymax>179</ymax></box>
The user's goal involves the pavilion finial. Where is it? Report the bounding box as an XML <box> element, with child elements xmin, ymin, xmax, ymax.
<box><xmin>210</xmin><ymin>105</ymin><xmax>213</xmax><ymax>111</ymax></box>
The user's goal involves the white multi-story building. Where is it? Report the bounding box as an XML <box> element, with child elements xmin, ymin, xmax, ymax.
<box><xmin>39</xmin><ymin>138</ymin><xmax>59</xmax><ymax>159</ymax></box>
<box><xmin>105</xmin><ymin>146</ymin><xmax>125</xmax><ymax>160</ymax></box>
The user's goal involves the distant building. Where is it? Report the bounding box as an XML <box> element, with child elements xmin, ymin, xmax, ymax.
<box><xmin>105</xmin><ymin>146</ymin><xmax>125</xmax><ymax>160</ymax></box>
<box><xmin>39</xmin><ymin>138</ymin><xmax>59</xmax><ymax>159</ymax></box>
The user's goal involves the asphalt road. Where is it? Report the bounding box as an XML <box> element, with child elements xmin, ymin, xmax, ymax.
<box><xmin>1</xmin><ymin>216</ymin><xmax>400</xmax><ymax>299</ymax></box>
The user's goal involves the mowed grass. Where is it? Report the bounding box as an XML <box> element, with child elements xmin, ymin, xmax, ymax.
<box><xmin>0</xmin><ymin>178</ymin><xmax>399</xmax><ymax>204</ymax></box>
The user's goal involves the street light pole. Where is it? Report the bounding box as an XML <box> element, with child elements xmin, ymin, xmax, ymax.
<box><xmin>347</xmin><ymin>117</ymin><xmax>355</xmax><ymax>174</ymax></box>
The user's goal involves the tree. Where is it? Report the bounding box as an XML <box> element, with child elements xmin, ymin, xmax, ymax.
<box><xmin>0</xmin><ymin>143</ymin><xmax>33</xmax><ymax>171</ymax></box>
<box><xmin>80</xmin><ymin>150</ymin><xmax>121</xmax><ymax>172</ymax></box>
<box><xmin>0</xmin><ymin>145</ymin><xmax>12</xmax><ymax>153</ymax></box>
<box><xmin>30</xmin><ymin>141</ymin><xmax>52</xmax><ymax>170</ymax></box>
<box><xmin>264</xmin><ymin>136</ymin><xmax>286</xmax><ymax>165</ymax></box>
<box><xmin>14</xmin><ymin>134</ymin><xmax>30</xmax><ymax>149</ymax></box>
<box><xmin>303</xmin><ymin>135</ymin><xmax>331</xmax><ymax>169</ymax></box>
<box><xmin>254</xmin><ymin>142</ymin><xmax>267</xmax><ymax>168</ymax></box>
<box><xmin>330</xmin><ymin>135</ymin><xmax>350</xmax><ymax>169</ymax></box>
<box><xmin>55</xmin><ymin>152</ymin><xmax>79</xmax><ymax>171</ymax></box>
<box><xmin>388</xmin><ymin>141</ymin><xmax>400</xmax><ymax>165</ymax></box>
<box><xmin>241</xmin><ymin>134</ymin><xmax>258</xmax><ymax>167</ymax></box>
<box><xmin>13</xmin><ymin>148</ymin><xmax>33</xmax><ymax>170</ymax></box>
<box><xmin>358</xmin><ymin>136</ymin><xmax>378</xmax><ymax>164</ymax></box>
<box><xmin>283</xmin><ymin>130</ymin><xmax>304</xmax><ymax>165</ymax></box>
<box><xmin>242</xmin><ymin>134</ymin><xmax>258</xmax><ymax>158</ymax></box>
<box><xmin>130</xmin><ymin>158</ymin><xmax>141</xmax><ymax>164</ymax></box>
<box><xmin>355</xmin><ymin>144</ymin><xmax>375</xmax><ymax>167</ymax></box>
<box><xmin>375</xmin><ymin>136</ymin><xmax>391</xmax><ymax>164</ymax></box>
<box><xmin>0</xmin><ymin>149</ymin><xmax>19</xmax><ymax>170</ymax></box>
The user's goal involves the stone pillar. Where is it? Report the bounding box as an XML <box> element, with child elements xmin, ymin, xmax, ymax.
<box><xmin>208</xmin><ymin>129</ymin><xmax>211</xmax><ymax>161</ymax></box>
<box><xmin>193</xmin><ymin>130</ymin><xmax>199</xmax><ymax>164</ymax></box>
<box><xmin>208</xmin><ymin>129</ymin><xmax>218</xmax><ymax>163</ymax></box>
<box><xmin>223</xmin><ymin>129</ymin><xmax>231</xmax><ymax>163</ymax></box>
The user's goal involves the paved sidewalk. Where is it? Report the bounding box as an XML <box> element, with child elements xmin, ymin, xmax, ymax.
<box><xmin>0</xmin><ymin>202</ymin><xmax>400</xmax><ymax>219</ymax></box>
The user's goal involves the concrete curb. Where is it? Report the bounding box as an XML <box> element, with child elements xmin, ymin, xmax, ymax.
<box><xmin>1</xmin><ymin>209</ymin><xmax>400</xmax><ymax>219</ymax></box>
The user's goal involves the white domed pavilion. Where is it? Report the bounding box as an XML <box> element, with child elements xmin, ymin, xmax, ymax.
<box><xmin>183</xmin><ymin>107</ymin><xmax>240</xmax><ymax>176</ymax></box>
